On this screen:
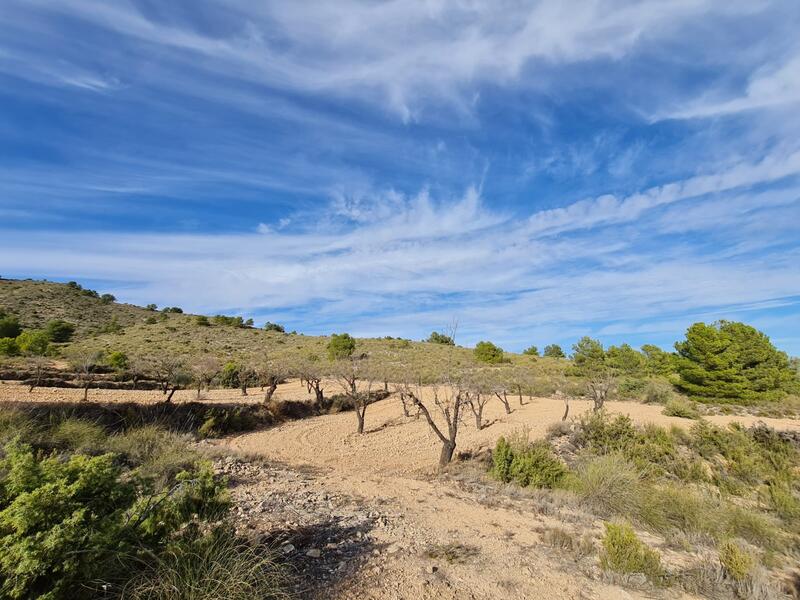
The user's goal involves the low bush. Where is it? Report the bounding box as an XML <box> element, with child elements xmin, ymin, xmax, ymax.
<box><xmin>718</xmin><ymin>539</ymin><xmax>755</xmax><ymax>582</ymax></box>
<box><xmin>643</xmin><ymin>380</ymin><xmax>674</xmax><ymax>404</ymax></box>
<box><xmin>0</xmin><ymin>337</ymin><xmax>20</xmax><ymax>356</ymax></box>
<box><xmin>599</xmin><ymin>522</ymin><xmax>663</xmax><ymax>582</ymax></box>
<box><xmin>107</xmin><ymin>425</ymin><xmax>198</xmax><ymax>486</ymax></box>
<box><xmin>0</xmin><ymin>440</ymin><xmax>227</xmax><ymax>600</ymax></box>
<box><xmin>491</xmin><ymin>434</ymin><xmax>566</xmax><ymax>489</ymax></box>
<box><xmin>50</xmin><ymin>418</ymin><xmax>107</xmax><ymax>453</ymax></box>
<box><xmin>121</xmin><ymin>529</ymin><xmax>289</xmax><ymax>600</ymax></box>
<box><xmin>564</xmin><ymin>454</ymin><xmax>643</xmax><ymax>516</ymax></box>
<box><xmin>662</xmin><ymin>397</ymin><xmax>701</xmax><ymax>419</ymax></box>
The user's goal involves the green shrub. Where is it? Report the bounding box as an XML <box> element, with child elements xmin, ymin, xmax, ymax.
<box><xmin>543</xmin><ymin>344</ymin><xmax>566</xmax><ymax>358</ymax></box>
<box><xmin>107</xmin><ymin>350</ymin><xmax>129</xmax><ymax>371</ymax></box>
<box><xmin>0</xmin><ymin>316</ymin><xmax>22</xmax><ymax>339</ymax></box>
<box><xmin>121</xmin><ymin>529</ymin><xmax>288</xmax><ymax>600</ymax></box>
<box><xmin>491</xmin><ymin>435</ymin><xmax>567</xmax><ymax>489</ymax></box>
<box><xmin>0</xmin><ymin>440</ymin><xmax>227</xmax><ymax>600</ymax></box>
<box><xmin>15</xmin><ymin>330</ymin><xmax>50</xmax><ymax>356</ymax></box>
<box><xmin>574</xmin><ymin>411</ymin><xmax>637</xmax><ymax>454</ymax></box>
<box><xmin>474</xmin><ymin>340</ymin><xmax>504</xmax><ymax>364</ymax></box>
<box><xmin>50</xmin><ymin>419</ymin><xmax>107</xmax><ymax>453</ymax></box>
<box><xmin>599</xmin><ymin>522</ymin><xmax>663</xmax><ymax>582</ymax></box>
<box><xmin>327</xmin><ymin>333</ymin><xmax>356</xmax><ymax>360</ymax></box>
<box><xmin>426</xmin><ymin>331</ymin><xmax>454</xmax><ymax>345</ymax></box>
<box><xmin>44</xmin><ymin>320</ymin><xmax>75</xmax><ymax>343</ymax></box>
<box><xmin>522</xmin><ymin>345</ymin><xmax>539</xmax><ymax>356</ymax></box>
<box><xmin>564</xmin><ymin>454</ymin><xmax>643</xmax><ymax>516</ymax></box>
<box><xmin>195</xmin><ymin>315</ymin><xmax>211</xmax><ymax>327</ymax></box>
<box><xmin>662</xmin><ymin>398</ymin><xmax>701</xmax><ymax>419</ymax></box>
<box><xmin>263</xmin><ymin>321</ymin><xmax>285</xmax><ymax>333</ymax></box>
<box><xmin>0</xmin><ymin>410</ymin><xmax>36</xmax><ymax>445</ymax></box>
<box><xmin>717</xmin><ymin>539</ymin><xmax>755</xmax><ymax>582</ymax></box>
<box><xmin>639</xmin><ymin>484</ymin><xmax>716</xmax><ymax>535</ymax></box>
<box><xmin>0</xmin><ymin>337</ymin><xmax>19</xmax><ymax>356</ymax></box>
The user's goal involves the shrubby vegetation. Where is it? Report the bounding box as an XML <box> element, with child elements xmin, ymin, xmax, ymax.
<box><xmin>426</xmin><ymin>331</ymin><xmax>454</xmax><ymax>345</ymax></box>
<box><xmin>543</xmin><ymin>344</ymin><xmax>566</xmax><ymax>358</ymax></box>
<box><xmin>0</xmin><ymin>410</ymin><xmax>287</xmax><ymax>600</ymax></box>
<box><xmin>473</xmin><ymin>340</ymin><xmax>504</xmax><ymax>364</ymax></box>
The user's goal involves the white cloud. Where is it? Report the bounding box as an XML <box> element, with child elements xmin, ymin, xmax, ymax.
<box><xmin>2</xmin><ymin>154</ymin><xmax>799</xmax><ymax>350</ymax></box>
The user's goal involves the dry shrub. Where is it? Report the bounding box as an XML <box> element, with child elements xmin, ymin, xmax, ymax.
<box><xmin>564</xmin><ymin>454</ymin><xmax>643</xmax><ymax>516</ymax></box>
<box><xmin>122</xmin><ymin>530</ymin><xmax>290</xmax><ymax>600</ymax></box>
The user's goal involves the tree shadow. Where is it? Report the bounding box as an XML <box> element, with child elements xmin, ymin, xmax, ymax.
<box><xmin>262</xmin><ymin>518</ymin><xmax>378</xmax><ymax>599</ymax></box>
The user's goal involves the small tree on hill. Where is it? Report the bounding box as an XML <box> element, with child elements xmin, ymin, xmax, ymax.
<box><xmin>256</xmin><ymin>357</ymin><xmax>287</xmax><ymax>403</ymax></box>
<box><xmin>474</xmin><ymin>341</ymin><xmax>504</xmax><ymax>364</ymax></box>
<box><xmin>45</xmin><ymin>320</ymin><xmax>75</xmax><ymax>343</ymax></box>
<box><xmin>295</xmin><ymin>354</ymin><xmax>329</xmax><ymax>411</ymax></box>
<box><xmin>152</xmin><ymin>355</ymin><xmax>191</xmax><ymax>402</ymax></box>
<box><xmin>522</xmin><ymin>345</ymin><xmax>539</xmax><ymax>357</ymax></box>
<box><xmin>327</xmin><ymin>333</ymin><xmax>356</xmax><ymax>361</ymax></box>
<box><xmin>606</xmin><ymin>343</ymin><xmax>646</xmax><ymax>376</ymax></box>
<box><xmin>543</xmin><ymin>344</ymin><xmax>566</xmax><ymax>358</ymax></box>
<box><xmin>426</xmin><ymin>331</ymin><xmax>455</xmax><ymax>345</ymax></box>
<box><xmin>0</xmin><ymin>315</ymin><xmax>22</xmax><ymax>339</ymax></box>
<box><xmin>572</xmin><ymin>337</ymin><xmax>615</xmax><ymax>411</ymax></box>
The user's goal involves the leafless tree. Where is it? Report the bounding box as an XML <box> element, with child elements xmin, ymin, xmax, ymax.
<box><xmin>586</xmin><ymin>372</ymin><xmax>615</xmax><ymax>412</ymax></box>
<box><xmin>466</xmin><ymin>390</ymin><xmax>490</xmax><ymax>430</ymax></box>
<box><xmin>333</xmin><ymin>355</ymin><xmax>378</xmax><ymax>434</ymax></box>
<box><xmin>70</xmin><ymin>349</ymin><xmax>104</xmax><ymax>401</ymax></box>
<box><xmin>191</xmin><ymin>355</ymin><xmax>221</xmax><ymax>398</ymax></box>
<box><xmin>256</xmin><ymin>356</ymin><xmax>287</xmax><ymax>403</ymax></box>
<box><xmin>152</xmin><ymin>355</ymin><xmax>191</xmax><ymax>402</ymax></box>
<box><xmin>127</xmin><ymin>354</ymin><xmax>151</xmax><ymax>390</ymax></box>
<box><xmin>238</xmin><ymin>363</ymin><xmax>257</xmax><ymax>397</ymax></box>
<box><xmin>26</xmin><ymin>356</ymin><xmax>49</xmax><ymax>392</ymax></box>
<box><xmin>294</xmin><ymin>355</ymin><xmax>329</xmax><ymax>411</ymax></box>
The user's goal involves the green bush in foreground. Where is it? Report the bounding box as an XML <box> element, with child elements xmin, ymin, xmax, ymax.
<box><xmin>600</xmin><ymin>522</ymin><xmax>663</xmax><ymax>582</ymax></box>
<box><xmin>0</xmin><ymin>440</ymin><xmax>227</xmax><ymax>600</ymax></box>
<box><xmin>491</xmin><ymin>435</ymin><xmax>566</xmax><ymax>489</ymax></box>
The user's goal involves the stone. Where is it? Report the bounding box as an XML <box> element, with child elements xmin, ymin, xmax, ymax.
<box><xmin>306</xmin><ymin>548</ymin><xmax>322</xmax><ymax>558</ymax></box>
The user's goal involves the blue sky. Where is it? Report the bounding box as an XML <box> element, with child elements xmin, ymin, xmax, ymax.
<box><xmin>1</xmin><ymin>1</ymin><xmax>799</xmax><ymax>354</ymax></box>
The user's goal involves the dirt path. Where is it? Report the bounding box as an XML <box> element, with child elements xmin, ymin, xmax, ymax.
<box><xmin>223</xmin><ymin>393</ymin><xmax>800</xmax><ymax>599</ymax></box>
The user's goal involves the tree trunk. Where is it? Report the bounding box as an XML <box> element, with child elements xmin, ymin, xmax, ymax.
<box><xmin>355</xmin><ymin>405</ymin><xmax>365</xmax><ymax>434</ymax></box>
<box><xmin>197</xmin><ymin>384</ymin><xmax>202</xmax><ymax>399</ymax></box>
<box><xmin>264</xmin><ymin>380</ymin><xmax>278</xmax><ymax>403</ymax></box>
<box><xmin>132</xmin><ymin>375</ymin><xmax>139</xmax><ymax>390</ymax></box>
<box><xmin>496</xmin><ymin>391</ymin><xmax>511</xmax><ymax>414</ymax></box>
<box><xmin>562</xmin><ymin>397</ymin><xmax>570</xmax><ymax>421</ymax></box>
<box><xmin>469</xmin><ymin>395</ymin><xmax>484</xmax><ymax>430</ymax></box>
<box><xmin>517</xmin><ymin>385</ymin><xmax>524</xmax><ymax>406</ymax></box>
<box><xmin>83</xmin><ymin>383</ymin><xmax>89</xmax><ymax>402</ymax></box>
<box><xmin>240</xmin><ymin>382</ymin><xmax>248</xmax><ymax>396</ymax></box>
<box><xmin>438</xmin><ymin>441</ymin><xmax>456</xmax><ymax>468</ymax></box>
<box><xmin>166</xmin><ymin>386</ymin><xmax>177</xmax><ymax>402</ymax></box>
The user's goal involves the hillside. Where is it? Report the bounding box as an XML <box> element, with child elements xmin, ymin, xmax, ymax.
<box><xmin>0</xmin><ymin>278</ymin><xmax>558</xmax><ymax>374</ymax></box>
<box><xmin>0</xmin><ymin>278</ymin><xmax>155</xmax><ymax>339</ymax></box>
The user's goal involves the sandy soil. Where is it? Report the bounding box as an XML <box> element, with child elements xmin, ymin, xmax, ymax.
<box><xmin>5</xmin><ymin>381</ymin><xmax>798</xmax><ymax>599</ymax></box>
<box><xmin>222</xmin><ymin>387</ymin><xmax>800</xmax><ymax>599</ymax></box>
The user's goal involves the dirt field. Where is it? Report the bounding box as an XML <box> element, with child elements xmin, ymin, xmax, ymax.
<box><xmin>4</xmin><ymin>381</ymin><xmax>799</xmax><ymax>599</ymax></box>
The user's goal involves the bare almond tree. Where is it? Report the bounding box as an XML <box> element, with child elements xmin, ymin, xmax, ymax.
<box><xmin>26</xmin><ymin>356</ymin><xmax>49</xmax><ymax>392</ymax></box>
<box><xmin>333</xmin><ymin>355</ymin><xmax>377</xmax><ymax>434</ymax></box>
<box><xmin>152</xmin><ymin>355</ymin><xmax>191</xmax><ymax>402</ymax></box>
<box><xmin>257</xmin><ymin>356</ymin><xmax>287</xmax><ymax>404</ymax></box>
<box><xmin>466</xmin><ymin>390</ymin><xmax>490</xmax><ymax>430</ymax></box>
<box><xmin>69</xmin><ymin>349</ymin><xmax>104</xmax><ymax>401</ymax></box>
<box><xmin>294</xmin><ymin>355</ymin><xmax>329</xmax><ymax>411</ymax></box>
<box><xmin>191</xmin><ymin>355</ymin><xmax>221</xmax><ymax>398</ymax></box>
